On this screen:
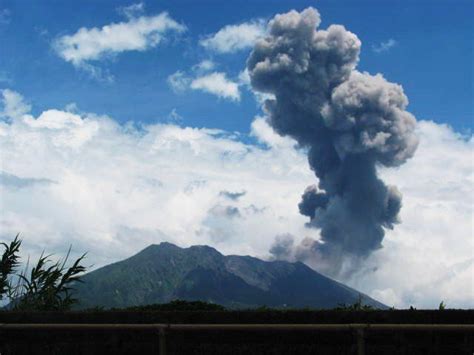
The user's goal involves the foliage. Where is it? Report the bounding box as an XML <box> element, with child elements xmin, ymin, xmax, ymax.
<box><xmin>334</xmin><ymin>294</ymin><xmax>377</xmax><ymax>311</ymax></box>
<box><xmin>0</xmin><ymin>236</ymin><xmax>87</xmax><ymax>311</ymax></box>
<box><xmin>0</xmin><ymin>235</ymin><xmax>21</xmax><ymax>300</ymax></box>
<box><xmin>439</xmin><ymin>301</ymin><xmax>446</xmax><ymax>310</ymax></box>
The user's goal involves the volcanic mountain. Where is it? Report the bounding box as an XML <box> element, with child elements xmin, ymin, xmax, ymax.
<box><xmin>75</xmin><ymin>242</ymin><xmax>385</xmax><ymax>309</ymax></box>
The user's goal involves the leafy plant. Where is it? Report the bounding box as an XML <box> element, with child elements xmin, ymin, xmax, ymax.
<box><xmin>438</xmin><ymin>301</ymin><xmax>446</xmax><ymax>310</ymax></box>
<box><xmin>0</xmin><ymin>234</ymin><xmax>22</xmax><ymax>300</ymax></box>
<box><xmin>0</xmin><ymin>236</ymin><xmax>87</xmax><ymax>311</ymax></box>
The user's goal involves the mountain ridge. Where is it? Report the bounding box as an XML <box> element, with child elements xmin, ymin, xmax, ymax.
<box><xmin>75</xmin><ymin>242</ymin><xmax>386</xmax><ymax>309</ymax></box>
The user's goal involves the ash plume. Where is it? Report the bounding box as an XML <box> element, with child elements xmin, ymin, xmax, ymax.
<box><xmin>269</xmin><ymin>234</ymin><xmax>295</xmax><ymax>261</ymax></box>
<box><xmin>248</xmin><ymin>8</ymin><xmax>418</xmax><ymax>275</ymax></box>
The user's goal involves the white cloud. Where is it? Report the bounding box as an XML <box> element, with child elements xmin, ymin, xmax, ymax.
<box><xmin>167</xmin><ymin>108</ymin><xmax>182</xmax><ymax>122</ymax></box>
<box><xmin>1</xmin><ymin>90</ymin><xmax>472</xmax><ymax>308</ymax></box>
<box><xmin>0</xmin><ymin>89</ymin><xmax>311</xmax><ymax>269</ymax></box>
<box><xmin>372</xmin><ymin>39</ymin><xmax>397</xmax><ymax>53</ymax></box>
<box><xmin>117</xmin><ymin>2</ymin><xmax>145</xmax><ymax>19</ymax></box>
<box><xmin>200</xmin><ymin>20</ymin><xmax>266</xmax><ymax>54</ymax></box>
<box><xmin>53</xmin><ymin>12</ymin><xmax>185</xmax><ymax>69</ymax></box>
<box><xmin>0</xmin><ymin>89</ymin><xmax>31</xmax><ymax>120</ymax></box>
<box><xmin>190</xmin><ymin>72</ymin><xmax>241</xmax><ymax>101</ymax></box>
<box><xmin>168</xmin><ymin>69</ymin><xmax>242</xmax><ymax>102</ymax></box>
<box><xmin>349</xmin><ymin>121</ymin><xmax>474</xmax><ymax>308</ymax></box>
<box><xmin>192</xmin><ymin>59</ymin><xmax>215</xmax><ymax>74</ymax></box>
<box><xmin>167</xmin><ymin>70</ymin><xmax>191</xmax><ymax>93</ymax></box>
<box><xmin>250</xmin><ymin>116</ymin><xmax>295</xmax><ymax>149</ymax></box>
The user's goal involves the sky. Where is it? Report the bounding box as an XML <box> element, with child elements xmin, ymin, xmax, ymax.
<box><xmin>0</xmin><ymin>0</ymin><xmax>473</xmax><ymax>309</ymax></box>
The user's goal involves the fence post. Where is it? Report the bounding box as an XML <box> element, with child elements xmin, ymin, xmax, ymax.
<box><xmin>356</xmin><ymin>328</ymin><xmax>365</xmax><ymax>355</ymax></box>
<box><xmin>159</xmin><ymin>327</ymin><xmax>166</xmax><ymax>355</ymax></box>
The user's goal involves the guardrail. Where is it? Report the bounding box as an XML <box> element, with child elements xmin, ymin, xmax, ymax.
<box><xmin>1</xmin><ymin>323</ymin><xmax>473</xmax><ymax>355</ymax></box>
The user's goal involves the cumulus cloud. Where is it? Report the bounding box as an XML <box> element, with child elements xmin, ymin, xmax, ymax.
<box><xmin>200</xmin><ymin>20</ymin><xmax>266</xmax><ymax>53</ymax></box>
<box><xmin>0</xmin><ymin>89</ymin><xmax>472</xmax><ymax>308</ymax></box>
<box><xmin>53</xmin><ymin>10</ymin><xmax>185</xmax><ymax>78</ymax></box>
<box><xmin>372</xmin><ymin>39</ymin><xmax>397</xmax><ymax>53</ymax></box>
<box><xmin>168</xmin><ymin>61</ymin><xmax>241</xmax><ymax>101</ymax></box>
<box><xmin>250</xmin><ymin>116</ymin><xmax>295</xmax><ymax>149</ymax></box>
<box><xmin>0</xmin><ymin>89</ymin><xmax>311</xmax><ymax>268</ymax></box>
<box><xmin>190</xmin><ymin>72</ymin><xmax>241</xmax><ymax>101</ymax></box>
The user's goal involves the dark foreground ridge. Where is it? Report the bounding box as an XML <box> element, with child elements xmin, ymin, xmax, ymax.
<box><xmin>0</xmin><ymin>309</ymin><xmax>473</xmax><ymax>354</ymax></box>
<box><xmin>74</xmin><ymin>242</ymin><xmax>385</xmax><ymax>309</ymax></box>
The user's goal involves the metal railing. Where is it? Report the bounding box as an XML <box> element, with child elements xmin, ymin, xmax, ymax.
<box><xmin>1</xmin><ymin>323</ymin><xmax>473</xmax><ymax>355</ymax></box>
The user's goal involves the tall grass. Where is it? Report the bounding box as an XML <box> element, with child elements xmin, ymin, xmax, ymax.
<box><xmin>0</xmin><ymin>235</ymin><xmax>87</xmax><ymax>311</ymax></box>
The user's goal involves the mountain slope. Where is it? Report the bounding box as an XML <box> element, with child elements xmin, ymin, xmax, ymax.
<box><xmin>75</xmin><ymin>242</ymin><xmax>385</xmax><ymax>309</ymax></box>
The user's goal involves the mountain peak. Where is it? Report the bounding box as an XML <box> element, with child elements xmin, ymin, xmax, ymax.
<box><xmin>137</xmin><ymin>242</ymin><xmax>182</xmax><ymax>254</ymax></box>
<box><xmin>155</xmin><ymin>241</ymin><xmax>181</xmax><ymax>249</ymax></box>
<box><xmin>75</xmin><ymin>242</ymin><xmax>386</xmax><ymax>310</ymax></box>
<box><xmin>188</xmin><ymin>244</ymin><xmax>222</xmax><ymax>255</ymax></box>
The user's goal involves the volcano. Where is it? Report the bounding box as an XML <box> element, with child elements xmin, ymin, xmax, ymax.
<box><xmin>75</xmin><ymin>242</ymin><xmax>385</xmax><ymax>309</ymax></box>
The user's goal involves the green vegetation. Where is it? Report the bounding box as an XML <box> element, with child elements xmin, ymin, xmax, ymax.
<box><xmin>0</xmin><ymin>235</ymin><xmax>87</xmax><ymax>311</ymax></box>
<box><xmin>0</xmin><ymin>235</ymin><xmax>21</xmax><ymax>300</ymax></box>
<box><xmin>89</xmin><ymin>298</ymin><xmax>381</xmax><ymax>312</ymax></box>
<box><xmin>334</xmin><ymin>295</ymin><xmax>376</xmax><ymax>311</ymax></box>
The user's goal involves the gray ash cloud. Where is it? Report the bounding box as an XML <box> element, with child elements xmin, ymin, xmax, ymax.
<box><xmin>269</xmin><ymin>234</ymin><xmax>295</xmax><ymax>260</ymax></box>
<box><xmin>219</xmin><ymin>190</ymin><xmax>246</xmax><ymax>201</ymax></box>
<box><xmin>248</xmin><ymin>8</ymin><xmax>418</xmax><ymax>275</ymax></box>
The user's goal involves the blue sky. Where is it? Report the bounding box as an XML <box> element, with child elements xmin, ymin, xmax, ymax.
<box><xmin>1</xmin><ymin>0</ymin><xmax>472</xmax><ymax>133</ymax></box>
<box><xmin>0</xmin><ymin>1</ymin><xmax>473</xmax><ymax>308</ymax></box>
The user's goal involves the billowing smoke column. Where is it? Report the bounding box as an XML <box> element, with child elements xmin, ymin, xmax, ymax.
<box><xmin>248</xmin><ymin>8</ymin><xmax>418</xmax><ymax>274</ymax></box>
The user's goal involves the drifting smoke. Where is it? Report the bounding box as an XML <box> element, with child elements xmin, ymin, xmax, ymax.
<box><xmin>248</xmin><ymin>8</ymin><xmax>418</xmax><ymax>275</ymax></box>
<box><xmin>269</xmin><ymin>234</ymin><xmax>295</xmax><ymax>261</ymax></box>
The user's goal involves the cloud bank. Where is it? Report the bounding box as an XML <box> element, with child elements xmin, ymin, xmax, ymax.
<box><xmin>0</xmin><ymin>89</ymin><xmax>309</xmax><ymax>269</ymax></box>
<box><xmin>0</xmin><ymin>89</ymin><xmax>472</xmax><ymax>308</ymax></box>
